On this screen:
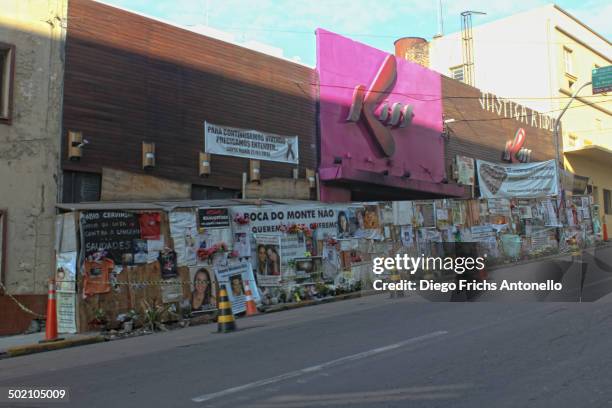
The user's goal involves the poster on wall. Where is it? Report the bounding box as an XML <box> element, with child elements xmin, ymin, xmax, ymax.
<box><xmin>400</xmin><ymin>225</ymin><xmax>414</xmax><ymax>247</ymax></box>
<box><xmin>133</xmin><ymin>240</ymin><xmax>148</xmax><ymax>264</ymax></box>
<box><xmin>169</xmin><ymin>211</ymin><xmax>198</xmax><ymax>266</ymax></box>
<box><xmin>188</xmin><ymin>266</ymin><xmax>217</xmax><ymax>313</ymax></box>
<box><xmin>476</xmin><ymin>159</ymin><xmax>559</xmax><ymax>198</ymax></box>
<box><xmin>205</xmin><ymin>121</ymin><xmax>299</xmax><ymax>165</ymax></box>
<box><xmin>280</xmin><ymin>233</ymin><xmax>307</xmax><ymax>265</ymax></box>
<box><xmin>214</xmin><ymin>262</ymin><xmax>260</xmax><ymax>314</ymax></box>
<box><xmin>233</xmin><ymin>232</ymin><xmax>251</xmax><ymax>258</ymax></box>
<box><xmin>55</xmin><ymin>213</ymin><xmax>77</xmax><ymax>253</ymax></box>
<box><xmin>393</xmin><ymin>201</ymin><xmax>414</xmax><ymax>226</ymax></box>
<box><xmin>336</xmin><ymin>210</ymin><xmax>351</xmax><ymax>238</ymax></box>
<box><xmin>80</xmin><ymin>211</ymin><xmax>141</xmax><ymax>264</ymax></box>
<box><xmin>55</xmin><ymin>251</ymin><xmax>77</xmax><ymax>293</ymax></box>
<box><xmin>456</xmin><ymin>155</ymin><xmax>475</xmax><ymax>186</ymax></box>
<box><xmin>138</xmin><ymin>212</ymin><xmax>161</xmax><ymax>240</ymax></box>
<box><xmin>230</xmin><ymin>205</ymin><xmax>341</xmax><ymax>238</ymax></box>
<box><xmin>198</xmin><ymin>208</ymin><xmax>230</xmax><ymax>229</ymax></box>
<box><xmin>161</xmin><ymin>279</ymin><xmax>183</xmax><ymax>304</ymax></box>
<box><xmin>254</xmin><ymin>234</ymin><xmax>282</xmax><ymax>286</ymax></box>
<box><xmin>294</xmin><ymin>257</ymin><xmax>322</xmax><ymax>281</ymax></box>
<box><xmin>56</xmin><ymin>292</ymin><xmax>77</xmax><ymax>334</ymax></box>
<box><xmin>352</xmin><ymin>207</ymin><xmax>383</xmax><ymax>239</ymax></box>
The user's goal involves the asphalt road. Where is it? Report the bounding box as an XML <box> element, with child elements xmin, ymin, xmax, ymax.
<box><xmin>1</xmin><ymin>292</ymin><xmax>612</xmax><ymax>408</ymax></box>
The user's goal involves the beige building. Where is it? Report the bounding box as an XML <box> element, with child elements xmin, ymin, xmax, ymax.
<box><xmin>0</xmin><ymin>0</ymin><xmax>67</xmax><ymax>301</ymax></box>
<box><xmin>398</xmin><ymin>4</ymin><xmax>612</xmax><ymax>227</ymax></box>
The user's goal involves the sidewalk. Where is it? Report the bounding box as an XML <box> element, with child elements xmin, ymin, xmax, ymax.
<box><xmin>0</xmin><ymin>332</ymin><xmax>104</xmax><ymax>358</ymax></box>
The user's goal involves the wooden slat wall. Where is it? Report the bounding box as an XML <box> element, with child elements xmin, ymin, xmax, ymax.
<box><xmin>62</xmin><ymin>0</ymin><xmax>317</xmax><ymax>192</ymax></box>
<box><xmin>442</xmin><ymin>76</ymin><xmax>557</xmax><ymax>173</ymax></box>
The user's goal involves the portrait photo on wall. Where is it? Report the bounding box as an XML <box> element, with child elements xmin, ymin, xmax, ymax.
<box><xmin>229</xmin><ymin>274</ymin><xmax>245</xmax><ymax>297</ymax></box>
<box><xmin>189</xmin><ymin>266</ymin><xmax>217</xmax><ymax>314</ymax></box>
<box><xmin>254</xmin><ymin>234</ymin><xmax>282</xmax><ymax>286</ymax></box>
<box><xmin>233</xmin><ymin>232</ymin><xmax>251</xmax><ymax>259</ymax></box>
<box><xmin>337</xmin><ymin>210</ymin><xmax>351</xmax><ymax>238</ymax></box>
<box><xmin>363</xmin><ymin>205</ymin><xmax>381</xmax><ymax>230</ymax></box>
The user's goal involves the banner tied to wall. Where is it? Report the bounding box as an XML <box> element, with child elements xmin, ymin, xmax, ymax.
<box><xmin>205</xmin><ymin>121</ymin><xmax>299</xmax><ymax>165</ymax></box>
<box><xmin>476</xmin><ymin>159</ymin><xmax>559</xmax><ymax>199</ymax></box>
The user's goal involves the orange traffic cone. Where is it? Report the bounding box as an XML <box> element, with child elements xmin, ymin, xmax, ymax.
<box><xmin>244</xmin><ymin>282</ymin><xmax>258</xmax><ymax>316</ymax></box>
<box><xmin>40</xmin><ymin>279</ymin><xmax>63</xmax><ymax>343</ymax></box>
<box><xmin>604</xmin><ymin>223</ymin><xmax>609</xmax><ymax>241</ymax></box>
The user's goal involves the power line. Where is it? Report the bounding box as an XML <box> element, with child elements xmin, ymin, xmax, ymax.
<box><xmin>447</xmin><ymin>98</ymin><xmax>612</xmax><ymax>124</ymax></box>
<box><xmin>311</xmin><ymin>82</ymin><xmax>610</xmax><ymax>101</ymax></box>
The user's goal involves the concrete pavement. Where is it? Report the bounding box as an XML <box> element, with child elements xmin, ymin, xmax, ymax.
<box><xmin>1</xmin><ymin>293</ymin><xmax>612</xmax><ymax>407</ymax></box>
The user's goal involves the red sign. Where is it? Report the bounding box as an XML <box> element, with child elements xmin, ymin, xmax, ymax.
<box><xmin>503</xmin><ymin>128</ymin><xmax>531</xmax><ymax>163</ymax></box>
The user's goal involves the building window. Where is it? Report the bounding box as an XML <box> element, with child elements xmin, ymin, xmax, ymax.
<box><xmin>563</xmin><ymin>47</ymin><xmax>573</xmax><ymax>75</ymax></box>
<box><xmin>191</xmin><ymin>185</ymin><xmax>240</xmax><ymax>200</ymax></box>
<box><xmin>604</xmin><ymin>189</ymin><xmax>612</xmax><ymax>215</ymax></box>
<box><xmin>450</xmin><ymin>66</ymin><xmax>464</xmax><ymax>83</ymax></box>
<box><xmin>62</xmin><ymin>171</ymin><xmax>101</xmax><ymax>203</ymax></box>
<box><xmin>0</xmin><ymin>43</ymin><xmax>15</xmax><ymax>124</ymax></box>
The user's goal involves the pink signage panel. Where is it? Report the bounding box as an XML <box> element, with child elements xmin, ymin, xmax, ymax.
<box><xmin>316</xmin><ymin>29</ymin><xmax>447</xmax><ymax>198</ymax></box>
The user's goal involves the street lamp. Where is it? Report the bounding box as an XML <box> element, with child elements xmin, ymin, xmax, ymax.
<box><xmin>554</xmin><ymin>81</ymin><xmax>592</xmax><ymax>168</ymax></box>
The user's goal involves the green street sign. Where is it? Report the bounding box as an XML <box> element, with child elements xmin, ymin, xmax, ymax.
<box><xmin>592</xmin><ymin>65</ymin><xmax>612</xmax><ymax>94</ymax></box>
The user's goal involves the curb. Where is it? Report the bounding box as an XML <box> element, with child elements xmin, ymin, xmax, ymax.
<box><xmin>5</xmin><ymin>335</ymin><xmax>106</xmax><ymax>358</ymax></box>
<box><xmin>487</xmin><ymin>242</ymin><xmax>612</xmax><ymax>273</ymax></box>
<box><xmin>260</xmin><ymin>290</ymin><xmax>377</xmax><ymax>314</ymax></box>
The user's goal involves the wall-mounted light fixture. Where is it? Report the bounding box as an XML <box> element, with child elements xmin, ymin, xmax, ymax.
<box><xmin>199</xmin><ymin>152</ymin><xmax>211</xmax><ymax>176</ymax></box>
<box><xmin>249</xmin><ymin>159</ymin><xmax>260</xmax><ymax>183</ymax></box>
<box><xmin>142</xmin><ymin>141</ymin><xmax>155</xmax><ymax>169</ymax></box>
<box><xmin>306</xmin><ymin>169</ymin><xmax>316</xmax><ymax>189</ymax></box>
<box><xmin>67</xmin><ymin>130</ymin><xmax>87</xmax><ymax>161</ymax></box>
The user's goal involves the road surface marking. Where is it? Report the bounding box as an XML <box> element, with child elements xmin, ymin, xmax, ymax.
<box><xmin>191</xmin><ymin>330</ymin><xmax>447</xmax><ymax>403</ymax></box>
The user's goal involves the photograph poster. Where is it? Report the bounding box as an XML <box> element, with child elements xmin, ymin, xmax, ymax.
<box><xmin>188</xmin><ymin>266</ymin><xmax>218</xmax><ymax>314</ymax></box>
<box><xmin>254</xmin><ymin>234</ymin><xmax>282</xmax><ymax>286</ymax></box>
<box><xmin>214</xmin><ymin>262</ymin><xmax>259</xmax><ymax>314</ymax></box>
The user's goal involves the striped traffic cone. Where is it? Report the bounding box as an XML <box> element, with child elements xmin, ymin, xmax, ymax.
<box><xmin>217</xmin><ymin>285</ymin><xmax>236</xmax><ymax>333</ymax></box>
<box><xmin>244</xmin><ymin>283</ymin><xmax>258</xmax><ymax>316</ymax></box>
<box><xmin>40</xmin><ymin>279</ymin><xmax>63</xmax><ymax>343</ymax></box>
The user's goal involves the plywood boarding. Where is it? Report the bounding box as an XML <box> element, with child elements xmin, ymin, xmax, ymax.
<box><xmin>101</xmin><ymin>168</ymin><xmax>191</xmax><ymax>201</ymax></box>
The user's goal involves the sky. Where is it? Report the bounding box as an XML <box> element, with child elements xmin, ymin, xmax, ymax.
<box><xmin>102</xmin><ymin>0</ymin><xmax>611</xmax><ymax>66</ymax></box>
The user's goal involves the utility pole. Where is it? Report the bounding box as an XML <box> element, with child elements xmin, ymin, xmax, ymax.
<box><xmin>553</xmin><ymin>81</ymin><xmax>592</xmax><ymax>169</ymax></box>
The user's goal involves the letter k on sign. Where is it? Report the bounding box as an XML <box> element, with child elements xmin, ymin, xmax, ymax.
<box><xmin>346</xmin><ymin>54</ymin><xmax>414</xmax><ymax>158</ymax></box>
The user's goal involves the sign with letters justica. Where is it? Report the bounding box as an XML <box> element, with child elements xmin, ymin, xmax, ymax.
<box><xmin>204</xmin><ymin>121</ymin><xmax>299</xmax><ymax>165</ymax></box>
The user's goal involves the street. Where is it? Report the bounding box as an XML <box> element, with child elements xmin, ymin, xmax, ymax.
<box><xmin>2</xmin><ymin>292</ymin><xmax>612</xmax><ymax>408</ymax></box>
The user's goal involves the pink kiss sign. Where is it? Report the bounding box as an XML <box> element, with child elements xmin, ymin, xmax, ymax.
<box><xmin>316</xmin><ymin>29</ymin><xmax>458</xmax><ymax>201</ymax></box>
